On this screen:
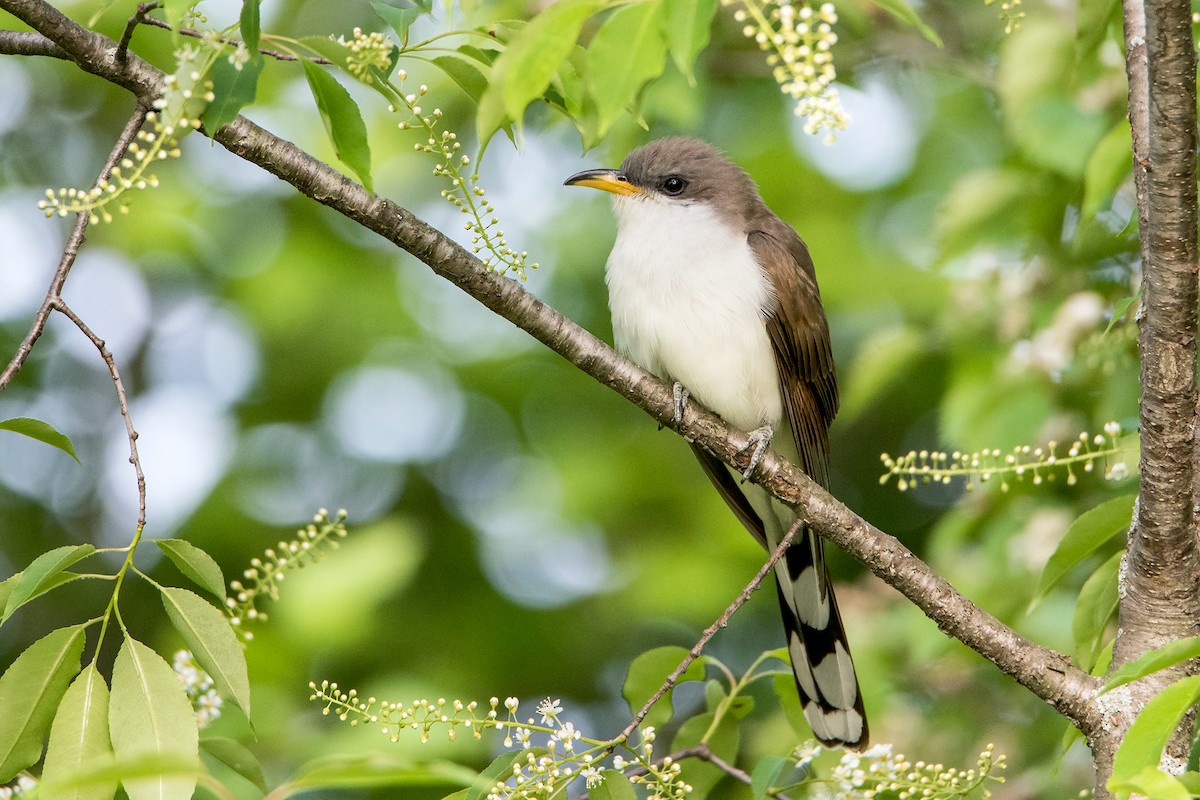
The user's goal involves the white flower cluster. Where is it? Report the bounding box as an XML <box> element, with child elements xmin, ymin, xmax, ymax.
<box><xmin>173</xmin><ymin>650</ymin><xmax>223</xmax><ymax>727</ymax></box>
<box><xmin>795</xmin><ymin>741</ymin><xmax>1005</xmax><ymax>800</ymax></box>
<box><xmin>725</xmin><ymin>0</ymin><xmax>848</xmax><ymax>140</ymax></box>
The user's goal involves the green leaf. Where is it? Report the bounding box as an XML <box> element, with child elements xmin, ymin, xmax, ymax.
<box><xmin>869</xmin><ymin>0</ymin><xmax>942</xmax><ymax>46</ymax></box>
<box><xmin>1075</xmin><ymin>0</ymin><xmax>1119</xmax><ymax>61</ymax></box>
<box><xmin>1072</xmin><ymin>550</ymin><xmax>1121</xmax><ymax>672</ymax></box>
<box><xmin>621</xmin><ymin>646</ymin><xmax>707</xmax><ymax>731</ymax></box>
<box><xmin>431</xmin><ymin>52</ymin><xmax>492</xmax><ymax>103</ymax></box>
<box><xmin>661</xmin><ymin>0</ymin><xmax>717</xmax><ymax>84</ymax></box>
<box><xmin>0</xmin><ymin>624</ymin><xmax>86</xmax><ymax>782</ymax></box>
<box><xmin>1031</xmin><ymin>494</ymin><xmax>1135</xmax><ymax>606</ymax></box>
<box><xmin>750</xmin><ymin>755</ymin><xmax>789</xmax><ymax>800</ymax></box>
<box><xmin>201</xmin><ymin>55</ymin><xmax>262</xmax><ymax>133</ymax></box>
<box><xmin>1110</xmin><ymin>767</ymin><xmax>1192</xmax><ymax>800</ymax></box>
<box><xmin>109</xmin><ymin>635</ymin><xmax>200</xmax><ymax>800</ymax></box>
<box><xmin>301</xmin><ymin>60</ymin><xmax>374</xmax><ymax>192</ymax></box>
<box><xmin>586</xmin><ymin>2</ymin><xmax>668</xmax><ymax>138</ymax></box>
<box><xmin>160</xmin><ymin>587</ymin><xmax>250</xmax><ymax>716</ymax></box>
<box><xmin>0</xmin><ymin>417</ymin><xmax>80</xmax><ymax>464</ymax></box>
<box><xmin>200</xmin><ymin>737</ymin><xmax>267</xmax><ymax>792</ymax></box>
<box><xmin>1102</xmin><ymin>637</ymin><xmax>1200</xmax><ymax>694</ymax></box>
<box><xmin>1081</xmin><ymin>120</ymin><xmax>1132</xmax><ymax>224</ymax></box>
<box><xmin>478</xmin><ymin>0</ymin><xmax>604</xmax><ymax>141</ymax></box>
<box><xmin>289</xmin><ymin>754</ymin><xmax>475</xmax><ymax>789</ymax></box>
<box><xmin>3</xmin><ymin>544</ymin><xmax>96</xmax><ymax>625</ymax></box>
<box><xmin>239</xmin><ymin>0</ymin><xmax>261</xmax><ymax>56</ymax></box>
<box><xmin>589</xmin><ymin>770</ymin><xmax>637</xmax><ymax>800</ymax></box>
<box><xmin>298</xmin><ymin>36</ymin><xmax>353</xmax><ymax>69</ymax></box>
<box><xmin>1106</xmin><ymin>289</ymin><xmax>1141</xmax><ymax>334</ymax></box>
<box><xmin>43</xmin><ymin>665</ymin><xmax>117</xmax><ymax>800</ymax></box>
<box><xmin>155</xmin><ymin>540</ymin><xmax>226</xmax><ymax>601</ymax></box>
<box><xmin>1110</xmin><ymin>675</ymin><xmax>1200</xmax><ymax>787</ymax></box>
<box><xmin>372</xmin><ymin>0</ymin><xmax>432</xmax><ymax>41</ymax></box>
<box><xmin>463</xmin><ymin>751</ymin><xmax>534</xmax><ymax>800</ymax></box>
<box><xmin>0</xmin><ymin>571</ymin><xmax>81</xmax><ymax>627</ymax></box>
<box><xmin>773</xmin><ymin>672</ymin><xmax>809</xmax><ymax>737</ymax></box>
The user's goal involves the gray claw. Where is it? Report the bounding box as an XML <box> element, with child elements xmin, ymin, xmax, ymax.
<box><xmin>736</xmin><ymin>425</ymin><xmax>774</xmax><ymax>481</ymax></box>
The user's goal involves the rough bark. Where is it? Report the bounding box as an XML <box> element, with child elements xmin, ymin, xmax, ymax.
<box><xmin>1100</xmin><ymin>0</ymin><xmax>1200</xmax><ymax>791</ymax></box>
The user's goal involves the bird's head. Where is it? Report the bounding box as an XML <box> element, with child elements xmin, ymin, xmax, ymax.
<box><xmin>564</xmin><ymin>137</ymin><xmax>761</xmax><ymax>223</ymax></box>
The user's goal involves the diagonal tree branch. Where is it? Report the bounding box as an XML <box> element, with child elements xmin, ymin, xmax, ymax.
<box><xmin>0</xmin><ymin>0</ymin><xmax>1102</xmax><ymax>734</ymax></box>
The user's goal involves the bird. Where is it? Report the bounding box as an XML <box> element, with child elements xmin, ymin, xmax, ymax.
<box><xmin>564</xmin><ymin>136</ymin><xmax>866</xmax><ymax>749</ymax></box>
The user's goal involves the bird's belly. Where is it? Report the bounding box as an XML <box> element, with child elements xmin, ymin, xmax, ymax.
<box><xmin>610</xmin><ymin>279</ymin><xmax>783</xmax><ymax>433</ymax></box>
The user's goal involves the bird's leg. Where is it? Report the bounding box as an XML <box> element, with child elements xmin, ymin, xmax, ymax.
<box><xmin>736</xmin><ymin>425</ymin><xmax>774</xmax><ymax>481</ymax></box>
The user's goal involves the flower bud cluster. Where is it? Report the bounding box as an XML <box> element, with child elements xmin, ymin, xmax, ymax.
<box><xmin>985</xmin><ymin>0</ymin><xmax>1025</xmax><ymax>33</ymax></box>
<box><xmin>227</xmin><ymin>508</ymin><xmax>349</xmax><ymax>641</ymax></box>
<box><xmin>0</xmin><ymin>775</ymin><xmax>37</xmax><ymax>800</ymax></box>
<box><xmin>880</xmin><ymin>422</ymin><xmax>1131</xmax><ymax>492</ymax></box>
<box><xmin>723</xmin><ymin>0</ymin><xmax>848</xmax><ymax>140</ymax></box>
<box><xmin>387</xmin><ymin>74</ymin><xmax>536</xmax><ymax>279</ymax></box>
<box><xmin>341</xmin><ymin>27</ymin><xmax>395</xmax><ymax>79</ymax></box>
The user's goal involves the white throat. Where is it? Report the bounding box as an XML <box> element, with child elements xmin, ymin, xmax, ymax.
<box><xmin>604</xmin><ymin>195</ymin><xmax>783</xmax><ymax>433</ymax></box>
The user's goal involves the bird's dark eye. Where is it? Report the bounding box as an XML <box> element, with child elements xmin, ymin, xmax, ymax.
<box><xmin>661</xmin><ymin>176</ymin><xmax>688</xmax><ymax>196</ymax></box>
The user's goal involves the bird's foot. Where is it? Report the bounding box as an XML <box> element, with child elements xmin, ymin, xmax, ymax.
<box><xmin>673</xmin><ymin>382</ymin><xmax>690</xmax><ymax>427</ymax></box>
<box><xmin>660</xmin><ymin>382</ymin><xmax>690</xmax><ymax>430</ymax></box>
<box><xmin>737</xmin><ymin>425</ymin><xmax>774</xmax><ymax>482</ymax></box>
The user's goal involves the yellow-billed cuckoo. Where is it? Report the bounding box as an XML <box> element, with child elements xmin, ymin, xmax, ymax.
<box><xmin>565</xmin><ymin>137</ymin><xmax>867</xmax><ymax>749</ymax></box>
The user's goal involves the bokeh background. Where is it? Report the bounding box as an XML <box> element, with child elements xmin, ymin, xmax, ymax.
<box><xmin>0</xmin><ymin>0</ymin><xmax>1140</xmax><ymax>795</ymax></box>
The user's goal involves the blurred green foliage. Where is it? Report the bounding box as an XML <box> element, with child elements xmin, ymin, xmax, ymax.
<box><xmin>0</xmin><ymin>0</ymin><xmax>1141</xmax><ymax>796</ymax></box>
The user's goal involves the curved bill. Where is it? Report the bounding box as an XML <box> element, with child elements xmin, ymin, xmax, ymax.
<box><xmin>563</xmin><ymin>168</ymin><xmax>642</xmax><ymax>196</ymax></box>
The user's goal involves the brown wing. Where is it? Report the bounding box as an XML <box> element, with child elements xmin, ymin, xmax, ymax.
<box><xmin>747</xmin><ymin>222</ymin><xmax>838</xmax><ymax>488</ymax></box>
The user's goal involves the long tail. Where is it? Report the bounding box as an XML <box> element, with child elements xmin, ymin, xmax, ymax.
<box><xmin>775</xmin><ymin>525</ymin><xmax>868</xmax><ymax>749</ymax></box>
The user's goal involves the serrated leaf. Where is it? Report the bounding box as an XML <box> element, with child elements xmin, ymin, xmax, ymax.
<box><xmin>621</xmin><ymin>646</ymin><xmax>707</xmax><ymax>731</ymax></box>
<box><xmin>1081</xmin><ymin>120</ymin><xmax>1132</xmax><ymax>224</ymax></box>
<box><xmin>155</xmin><ymin>540</ymin><xmax>226</xmax><ymax>601</ymax></box>
<box><xmin>750</xmin><ymin>755</ymin><xmax>789</xmax><ymax>800</ymax></box>
<box><xmin>586</xmin><ymin>2</ymin><xmax>668</xmax><ymax>138</ymax></box>
<box><xmin>661</xmin><ymin>0</ymin><xmax>717</xmax><ymax>84</ymax></box>
<box><xmin>160</xmin><ymin>587</ymin><xmax>250</xmax><ymax>716</ymax></box>
<box><xmin>200</xmin><ymin>737</ymin><xmax>267</xmax><ymax>792</ymax></box>
<box><xmin>201</xmin><ymin>55</ymin><xmax>261</xmax><ymax>133</ymax></box>
<box><xmin>109</xmin><ymin>635</ymin><xmax>200</xmax><ymax>800</ymax></box>
<box><xmin>1031</xmin><ymin>494</ymin><xmax>1135</xmax><ymax>606</ymax></box>
<box><xmin>1101</xmin><ymin>637</ymin><xmax>1200</xmax><ymax>694</ymax></box>
<box><xmin>773</xmin><ymin>672</ymin><xmax>809</xmax><ymax>737</ymax></box>
<box><xmin>1072</xmin><ymin>550</ymin><xmax>1121</xmax><ymax>672</ymax></box>
<box><xmin>239</xmin><ymin>0</ymin><xmax>261</xmax><ymax>55</ymax></box>
<box><xmin>0</xmin><ymin>571</ymin><xmax>81</xmax><ymax>628</ymax></box>
<box><xmin>477</xmin><ymin>0</ymin><xmax>603</xmax><ymax>142</ymax></box>
<box><xmin>43</xmin><ymin>665</ymin><xmax>117</xmax><ymax>800</ymax></box>
<box><xmin>870</xmin><ymin>0</ymin><xmax>942</xmax><ymax>46</ymax></box>
<box><xmin>3</xmin><ymin>544</ymin><xmax>96</xmax><ymax>625</ymax></box>
<box><xmin>0</xmin><ymin>417</ymin><xmax>80</xmax><ymax>464</ymax></box>
<box><xmin>1110</xmin><ymin>767</ymin><xmax>1192</xmax><ymax>800</ymax></box>
<box><xmin>1110</xmin><ymin>675</ymin><xmax>1200</xmax><ymax>785</ymax></box>
<box><xmin>301</xmin><ymin>60</ymin><xmax>374</xmax><ymax>192</ymax></box>
<box><xmin>589</xmin><ymin>770</ymin><xmax>637</xmax><ymax>800</ymax></box>
<box><xmin>0</xmin><ymin>624</ymin><xmax>86</xmax><ymax>782</ymax></box>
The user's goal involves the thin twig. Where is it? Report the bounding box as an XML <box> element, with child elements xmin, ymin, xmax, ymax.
<box><xmin>116</xmin><ymin>1</ymin><xmax>159</xmax><ymax>64</ymax></box>
<box><xmin>52</xmin><ymin>301</ymin><xmax>146</xmax><ymax>531</ymax></box>
<box><xmin>0</xmin><ymin>107</ymin><xmax>147</xmax><ymax>393</ymax></box>
<box><xmin>135</xmin><ymin>15</ymin><xmax>333</xmax><ymax>64</ymax></box>
<box><xmin>615</xmin><ymin>518</ymin><xmax>805</xmax><ymax>744</ymax></box>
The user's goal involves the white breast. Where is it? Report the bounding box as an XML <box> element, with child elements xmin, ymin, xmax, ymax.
<box><xmin>605</xmin><ymin>196</ymin><xmax>783</xmax><ymax>433</ymax></box>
